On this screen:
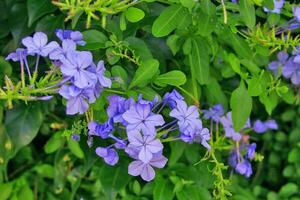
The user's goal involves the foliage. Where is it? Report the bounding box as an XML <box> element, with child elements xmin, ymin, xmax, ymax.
<box><xmin>0</xmin><ymin>0</ymin><xmax>300</xmax><ymax>199</ymax></box>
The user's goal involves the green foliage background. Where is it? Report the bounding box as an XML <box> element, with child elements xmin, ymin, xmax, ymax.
<box><xmin>0</xmin><ymin>0</ymin><xmax>300</xmax><ymax>199</ymax></box>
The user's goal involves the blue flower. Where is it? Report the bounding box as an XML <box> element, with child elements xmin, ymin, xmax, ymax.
<box><xmin>246</xmin><ymin>143</ymin><xmax>256</xmax><ymax>160</ymax></box>
<box><xmin>88</xmin><ymin>60</ymin><xmax>112</xmax><ymax>88</ymax></box>
<box><xmin>220</xmin><ymin>112</ymin><xmax>250</xmax><ymax>141</ymax></box>
<box><xmin>235</xmin><ymin>160</ymin><xmax>253</xmax><ymax>178</ymax></box>
<box><xmin>60</xmin><ymin>51</ymin><xmax>97</xmax><ymax>88</ymax></box>
<box><xmin>253</xmin><ymin>119</ymin><xmax>278</xmax><ymax>133</ymax></box>
<box><xmin>22</xmin><ymin>32</ymin><xmax>59</xmax><ymax>57</ymax></box>
<box><xmin>122</xmin><ymin>103</ymin><xmax>165</xmax><ymax>136</ymax></box>
<box><xmin>162</xmin><ymin>89</ymin><xmax>184</xmax><ymax>109</ymax></box>
<box><xmin>71</xmin><ymin>134</ymin><xmax>80</xmax><ymax>141</ymax></box>
<box><xmin>203</xmin><ymin>104</ymin><xmax>224</xmax><ymax>123</ymax></box>
<box><xmin>59</xmin><ymin>84</ymin><xmax>96</xmax><ymax>115</ymax></box>
<box><xmin>88</xmin><ymin>120</ymin><xmax>113</xmax><ymax>139</ymax></box>
<box><xmin>268</xmin><ymin>51</ymin><xmax>288</xmax><ymax>76</ymax></box>
<box><xmin>55</xmin><ymin>29</ymin><xmax>86</xmax><ymax>46</ymax></box>
<box><xmin>180</xmin><ymin>125</ymin><xmax>211</xmax><ymax>150</ymax></box>
<box><xmin>49</xmin><ymin>39</ymin><xmax>76</xmax><ymax>61</ymax></box>
<box><xmin>127</xmin><ymin>131</ymin><xmax>163</xmax><ymax>163</ymax></box>
<box><xmin>169</xmin><ymin>100</ymin><xmax>201</xmax><ymax>131</ymax></box>
<box><xmin>96</xmin><ymin>147</ymin><xmax>119</xmax><ymax>166</ymax></box>
<box><xmin>263</xmin><ymin>0</ymin><xmax>284</xmax><ymax>14</ymax></box>
<box><xmin>6</xmin><ymin>48</ymin><xmax>28</xmax><ymax>62</ymax></box>
<box><xmin>107</xmin><ymin>95</ymin><xmax>134</xmax><ymax>124</ymax></box>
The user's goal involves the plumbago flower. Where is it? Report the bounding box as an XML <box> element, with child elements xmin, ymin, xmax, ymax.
<box><xmin>55</xmin><ymin>29</ymin><xmax>86</xmax><ymax>46</ymax></box>
<box><xmin>253</xmin><ymin>119</ymin><xmax>278</xmax><ymax>133</ymax></box>
<box><xmin>220</xmin><ymin>112</ymin><xmax>250</xmax><ymax>141</ymax></box>
<box><xmin>263</xmin><ymin>0</ymin><xmax>285</xmax><ymax>14</ymax></box>
<box><xmin>203</xmin><ymin>104</ymin><xmax>224</xmax><ymax>123</ymax></box>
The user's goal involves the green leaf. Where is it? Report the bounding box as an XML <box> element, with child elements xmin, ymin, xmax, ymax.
<box><xmin>169</xmin><ymin>141</ymin><xmax>186</xmax><ymax>166</ymax></box>
<box><xmin>248</xmin><ymin>77</ymin><xmax>263</xmax><ymax>96</ymax></box>
<box><xmin>152</xmin><ymin>5</ymin><xmax>189</xmax><ymax>37</ymax></box>
<box><xmin>189</xmin><ymin>38</ymin><xmax>210</xmax><ymax>85</ymax></box>
<box><xmin>176</xmin><ymin>186</ymin><xmax>212</xmax><ymax>200</ymax></box>
<box><xmin>82</xmin><ymin>30</ymin><xmax>108</xmax><ymax>50</ymax></box>
<box><xmin>153</xmin><ymin>177</ymin><xmax>174</xmax><ymax>200</ymax></box>
<box><xmin>44</xmin><ymin>131</ymin><xmax>65</xmax><ymax>154</ymax></box>
<box><xmin>239</xmin><ymin>0</ymin><xmax>256</xmax><ymax>29</ymax></box>
<box><xmin>197</xmin><ymin>11</ymin><xmax>217</xmax><ymax>37</ymax></box>
<box><xmin>35</xmin><ymin>14</ymin><xmax>64</xmax><ymax>34</ymax></box>
<box><xmin>288</xmin><ymin>148</ymin><xmax>300</xmax><ymax>163</ymax></box>
<box><xmin>17</xmin><ymin>185</ymin><xmax>34</xmax><ymax>200</ymax></box>
<box><xmin>154</xmin><ymin>70</ymin><xmax>186</xmax><ymax>87</ymax></box>
<box><xmin>125</xmin><ymin>37</ymin><xmax>153</xmax><ymax>61</ymax></box>
<box><xmin>27</xmin><ymin>0</ymin><xmax>56</xmax><ymax>27</ymax></box>
<box><xmin>125</xmin><ymin>7</ymin><xmax>145</xmax><ymax>23</ymax></box>
<box><xmin>279</xmin><ymin>183</ymin><xmax>298</xmax><ymax>198</ymax></box>
<box><xmin>5</xmin><ymin>104</ymin><xmax>43</xmax><ymax>155</ymax></box>
<box><xmin>68</xmin><ymin>139</ymin><xmax>84</xmax><ymax>159</ymax></box>
<box><xmin>129</xmin><ymin>59</ymin><xmax>159</xmax><ymax>89</ymax></box>
<box><xmin>167</xmin><ymin>34</ymin><xmax>182</xmax><ymax>55</ymax></box>
<box><xmin>111</xmin><ymin>65</ymin><xmax>128</xmax><ymax>87</ymax></box>
<box><xmin>0</xmin><ymin>56</ymin><xmax>12</xmax><ymax>82</ymax></box>
<box><xmin>98</xmin><ymin>164</ymin><xmax>131</xmax><ymax>199</ymax></box>
<box><xmin>34</xmin><ymin>164</ymin><xmax>55</xmax><ymax>178</ymax></box>
<box><xmin>230</xmin><ymin>81</ymin><xmax>252</xmax><ymax>131</ymax></box>
<box><xmin>0</xmin><ymin>183</ymin><xmax>13</xmax><ymax>200</ymax></box>
<box><xmin>204</xmin><ymin>78</ymin><xmax>228</xmax><ymax>109</ymax></box>
<box><xmin>259</xmin><ymin>91</ymin><xmax>278</xmax><ymax>115</ymax></box>
<box><xmin>180</xmin><ymin>0</ymin><xmax>195</xmax><ymax>10</ymax></box>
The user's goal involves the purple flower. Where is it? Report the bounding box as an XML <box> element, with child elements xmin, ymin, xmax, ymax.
<box><xmin>263</xmin><ymin>0</ymin><xmax>284</xmax><ymax>14</ymax></box>
<box><xmin>162</xmin><ymin>89</ymin><xmax>184</xmax><ymax>109</ymax></box>
<box><xmin>228</xmin><ymin>150</ymin><xmax>242</xmax><ymax>168</ymax></box>
<box><xmin>88</xmin><ymin>120</ymin><xmax>113</xmax><ymax>139</ymax></box>
<box><xmin>169</xmin><ymin>100</ymin><xmax>201</xmax><ymax>131</ymax></box>
<box><xmin>88</xmin><ymin>60</ymin><xmax>112</xmax><ymax>88</ymax></box>
<box><xmin>22</xmin><ymin>32</ymin><xmax>59</xmax><ymax>57</ymax></box>
<box><xmin>202</xmin><ymin>104</ymin><xmax>224</xmax><ymax>123</ymax></box>
<box><xmin>293</xmin><ymin>6</ymin><xmax>300</xmax><ymax>22</ymax></box>
<box><xmin>6</xmin><ymin>48</ymin><xmax>28</xmax><ymax>62</ymax></box>
<box><xmin>220</xmin><ymin>112</ymin><xmax>250</xmax><ymax>141</ymax></box>
<box><xmin>122</xmin><ymin>103</ymin><xmax>165</xmax><ymax>136</ymax></box>
<box><xmin>128</xmin><ymin>153</ymin><xmax>168</xmax><ymax>181</ymax></box>
<box><xmin>180</xmin><ymin>124</ymin><xmax>211</xmax><ymax>150</ymax></box>
<box><xmin>59</xmin><ymin>84</ymin><xmax>96</xmax><ymax>115</ymax></box>
<box><xmin>127</xmin><ymin>131</ymin><xmax>163</xmax><ymax>163</ymax></box>
<box><xmin>282</xmin><ymin>57</ymin><xmax>300</xmax><ymax>85</ymax></box>
<box><xmin>49</xmin><ymin>39</ymin><xmax>76</xmax><ymax>61</ymax></box>
<box><xmin>235</xmin><ymin>160</ymin><xmax>253</xmax><ymax>178</ymax></box>
<box><xmin>246</xmin><ymin>143</ymin><xmax>256</xmax><ymax>160</ymax></box>
<box><xmin>55</xmin><ymin>29</ymin><xmax>86</xmax><ymax>46</ymax></box>
<box><xmin>268</xmin><ymin>51</ymin><xmax>288</xmax><ymax>76</ymax></box>
<box><xmin>137</xmin><ymin>95</ymin><xmax>159</xmax><ymax>108</ymax></box>
<box><xmin>96</xmin><ymin>147</ymin><xmax>119</xmax><ymax>166</ymax></box>
<box><xmin>71</xmin><ymin>134</ymin><xmax>80</xmax><ymax>141</ymax></box>
<box><xmin>60</xmin><ymin>51</ymin><xmax>97</xmax><ymax>88</ymax></box>
<box><xmin>253</xmin><ymin>119</ymin><xmax>278</xmax><ymax>133</ymax></box>
<box><xmin>107</xmin><ymin>95</ymin><xmax>134</xmax><ymax>124</ymax></box>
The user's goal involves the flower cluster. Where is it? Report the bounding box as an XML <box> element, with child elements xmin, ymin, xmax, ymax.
<box><xmin>267</xmin><ymin>49</ymin><xmax>300</xmax><ymax>86</ymax></box>
<box><xmin>203</xmin><ymin>103</ymin><xmax>278</xmax><ymax>178</ymax></box>
<box><xmin>87</xmin><ymin>90</ymin><xmax>211</xmax><ymax>181</ymax></box>
<box><xmin>6</xmin><ymin>30</ymin><xmax>112</xmax><ymax>115</ymax></box>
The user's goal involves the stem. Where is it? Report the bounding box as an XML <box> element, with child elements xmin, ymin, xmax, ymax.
<box><xmin>24</xmin><ymin>57</ymin><xmax>32</xmax><ymax>80</ymax></box>
<box><xmin>176</xmin><ymin>86</ymin><xmax>198</xmax><ymax>106</ymax></box>
<box><xmin>20</xmin><ymin>58</ymin><xmax>25</xmax><ymax>89</ymax></box>
<box><xmin>221</xmin><ymin>0</ymin><xmax>228</xmax><ymax>24</ymax></box>
<box><xmin>105</xmin><ymin>89</ymin><xmax>125</xmax><ymax>95</ymax></box>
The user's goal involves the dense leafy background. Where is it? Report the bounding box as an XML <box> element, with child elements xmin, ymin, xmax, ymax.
<box><xmin>0</xmin><ymin>0</ymin><xmax>300</xmax><ymax>199</ymax></box>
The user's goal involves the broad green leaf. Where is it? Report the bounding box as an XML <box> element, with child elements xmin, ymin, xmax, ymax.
<box><xmin>197</xmin><ymin>11</ymin><xmax>217</xmax><ymax>37</ymax></box>
<box><xmin>125</xmin><ymin>7</ymin><xmax>145</xmax><ymax>23</ymax></box>
<box><xmin>34</xmin><ymin>164</ymin><xmax>55</xmax><ymax>178</ymax></box>
<box><xmin>153</xmin><ymin>177</ymin><xmax>174</xmax><ymax>200</ymax></box>
<box><xmin>279</xmin><ymin>183</ymin><xmax>298</xmax><ymax>198</ymax></box>
<box><xmin>241</xmin><ymin>59</ymin><xmax>260</xmax><ymax>74</ymax></box>
<box><xmin>5</xmin><ymin>104</ymin><xmax>43</xmax><ymax>155</ymax></box>
<box><xmin>98</xmin><ymin>164</ymin><xmax>131</xmax><ymax>199</ymax></box>
<box><xmin>204</xmin><ymin>78</ymin><xmax>228</xmax><ymax>109</ymax></box>
<box><xmin>120</xmin><ymin>12</ymin><xmax>127</xmax><ymax>31</ymax></box>
<box><xmin>0</xmin><ymin>183</ymin><xmax>13</xmax><ymax>200</ymax></box>
<box><xmin>288</xmin><ymin>148</ymin><xmax>300</xmax><ymax>163</ymax></box>
<box><xmin>154</xmin><ymin>70</ymin><xmax>186</xmax><ymax>87</ymax></box>
<box><xmin>259</xmin><ymin>91</ymin><xmax>278</xmax><ymax>115</ymax></box>
<box><xmin>125</xmin><ymin>37</ymin><xmax>153</xmax><ymax>61</ymax></box>
<box><xmin>239</xmin><ymin>0</ymin><xmax>256</xmax><ymax>29</ymax></box>
<box><xmin>169</xmin><ymin>141</ymin><xmax>186</xmax><ymax>166</ymax></box>
<box><xmin>0</xmin><ymin>20</ymin><xmax>9</xmax><ymax>38</ymax></box>
<box><xmin>189</xmin><ymin>38</ymin><xmax>210</xmax><ymax>85</ymax></box>
<box><xmin>180</xmin><ymin>0</ymin><xmax>195</xmax><ymax>10</ymax></box>
<box><xmin>0</xmin><ymin>56</ymin><xmax>12</xmax><ymax>82</ymax></box>
<box><xmin>167</xmin><ymin>34</ymin><xmax>182</xmax><ymax>55</ymax></box>
<box><xmin>200</xmin><ymin>0</ymin><xmax>216</xmax><ymax>15</ymax></box>
<box><xmin>129</xmin><ymin>59</ymin><xmax>159</xmax><ymax>89</ymax></box>
<box><xmin>35</xmin><ymin>14</ymin><xmax>64</xmax><ymax>35</ymax></box>
<box><xmin>68</xmin><ymin>139</ymin><xmax>84</xmax><ymax>159</ymax></box>
<box><xmin>152</xmin><ymin>5</ymin><xmax>189</xmax><ymax>37</ymax></box>
<box><xmin>17</xmin><ymin>185</ymin><xmax>34</xmax><ymax>200</ymax></box>
<box><xmin>82</xmin><ymin>30</ymin><xmax>108</xmax><ymax>50</ymax></box>
<box><xmin>27</xmin><ymin>0</ymin><xmax>56</xmax><ymax>27</ymax></box>
<box><xmin>44</xmin><ymin>131</ymin><xmax>65</xmax><ymax>154</ymax></box>
<box><xmin>176</xmin><ymin>186</ymin><xmax>212</xmax><ymax>200</ymax></box>
<box><xmin>183</xmin><ymin>38</ymin><xmax>192</xmax><ymax>55</ymax></box>
<box><xmin>135</xmin><ymin>87</ymin><xmax>159</xmax><ymax>100</ymax></box>
<box><xmin>111</xmin><ymin>65</ymin><xmax>128</xmax><ymax>86</ymax></box>
<box><xmin>248</xmin><ymin>77</ymin><xmax>263</xmax><ymax>96</ymax></box>
<box><xmin>230</xmin><ymin>81</ymin><xmax>252</xmax><ymax>131</ymax></box>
